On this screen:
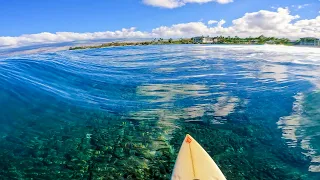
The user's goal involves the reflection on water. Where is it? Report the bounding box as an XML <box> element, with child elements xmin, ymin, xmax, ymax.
<box><xmin>277</xmin><ymin>93</ymin><xmax>304</xmax><ymax>147</ymax></box>
<box><xmin>137</xmin><ymin>84</ymin><xmax>210</xmax><ymax>103</ymax></box>
<box><xmin>155</xmin><ymin>67</ymin><xmax>176</xmax><ymax>73</ymax></box>
<box><xmin>278</xmin><ymin>92</ymin><xmax>320</xmax><ymax>173</ymax></box>
<box><xmin>133</xmin><ymin>84</ymin><xmax>240</xmax><ymax>128</ymax></box>
<box><xmin>213</xmin><ymin>96</ymin><xmax>239</xmax><ymax>117</ymax></box>
<box><xmin>132</xmin><ymin>84</ymin><xmax>213</xmax><ymax>134</ymax></box>
<box><xmin>260</xmin><ymin>64</ymin><xmax>288</xmax><ymax>82</ymax></box>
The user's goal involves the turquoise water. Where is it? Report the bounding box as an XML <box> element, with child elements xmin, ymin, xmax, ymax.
<box><xmin>0</xmin><ymin>45</ymin><xmax>319</xmax><ymax>179</ymax></box>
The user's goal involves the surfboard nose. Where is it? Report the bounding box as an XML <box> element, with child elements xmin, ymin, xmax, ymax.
<box><xmin>185</xmin><ymin>134</ymin><xmax>193</xmax><ymax>143</ymax></box>
<box><xmin>172</xmin><ymin>134</ymin><xmax>226</xmax><ymax>180</ymax></box>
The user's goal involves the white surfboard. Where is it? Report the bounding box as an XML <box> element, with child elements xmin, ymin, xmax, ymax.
<box><xmin>171</xmin><ymin>134</ymin><xmax>226</xmax><ymax>180</ymax></box>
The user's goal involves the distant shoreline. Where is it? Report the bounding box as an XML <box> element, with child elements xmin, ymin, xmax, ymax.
<box><xmin>68</xmin><ymin>37</ymin><xmax>307</xmax><ymax>50</ymax></box>
<box><xmin>69</xmin><ymin>39</ymin><xmax>194</xmax><ymax>50</ymax></box>
<box><xmin>68</xmin><ymin>41</ymin><xmax>288</xmax><ymax>50</ymax></box>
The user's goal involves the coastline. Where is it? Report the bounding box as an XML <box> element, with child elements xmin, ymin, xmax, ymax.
<box><xmin>68</xmin><ymin>38</ymin><xmax>295</xmax><ymax>51</ymax></box>
<box><xmin>69</xmin><ymin>39</ymin><xmax>193</xmax><ymax>50</ymax></box>
<box><xmin>69</xmin><ymin>42</ymin><xmax>319</xmax><ymax>51</ymax></box>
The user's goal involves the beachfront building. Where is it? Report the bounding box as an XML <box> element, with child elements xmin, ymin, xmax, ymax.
<box><xmin>250</xmin><ymin>40</ymin><xmax>259</xmax><ymax>44</ymax></box>
<box><xmin>193</xmin><ymin>36</ymin><xmax>218</xmax><ymax>44</ymax></box>
<box><xmin>265</xmin><ymin>40</ymin><xmax>275</xmax><ymax>44</ymax></box>
<box><xmin>299</xmin><ymin>37</ymin><xmax>320</xmax><ymax>46</ymax></box>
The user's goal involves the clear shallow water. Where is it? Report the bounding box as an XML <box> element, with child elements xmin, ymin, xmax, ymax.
<box><xmin>0</xmin><ymin>44</ymin><xmax>320</xmax><ymax>179</ymax></box>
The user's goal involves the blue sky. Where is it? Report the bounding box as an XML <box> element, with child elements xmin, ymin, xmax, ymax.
<box><xmin>0</xmin><ymin>0</ymin><xmax>319</xmax><ymax>36</ymax></box>
<box><xmin>0</xmin><ymin>0</ymin><xmax>319</xmax><ymax>48</ymax></box>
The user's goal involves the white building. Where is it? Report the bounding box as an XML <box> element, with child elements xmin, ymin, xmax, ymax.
<box><xmin>300</xmin><ymin>37</ymin><xmax>320</xmax><ymax>46</ymax></box>
<box><xmin>193</xmin><ymin>36</ymin><xmax>217</xmax><ymax>44</ymax></box>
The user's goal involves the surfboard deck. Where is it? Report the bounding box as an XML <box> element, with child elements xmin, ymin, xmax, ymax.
<box><xmin>171</xmin><ymin>134</ymin><xmax>226</xmax><ymax>180</ymax></box>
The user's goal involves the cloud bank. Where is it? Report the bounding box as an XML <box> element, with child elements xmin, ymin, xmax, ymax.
<box><xmin>1</xmin><ymin>8</ymin><xmax>319</xmax><ymax>48</ymax></box>
<box><xmin>142</xmin><ymin>0</ymin><xmax>233</xmax><ymax>9</ymax></box>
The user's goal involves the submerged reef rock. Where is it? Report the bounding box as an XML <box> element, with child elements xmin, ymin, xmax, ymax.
<box><xmin>0</xmin><ymin>111</ymin><xmax>175</xmax><ymax>180</ymax></box>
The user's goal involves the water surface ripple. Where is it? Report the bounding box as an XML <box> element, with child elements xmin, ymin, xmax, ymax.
<box><xmin>0</xmin><ymin>45</ymin><xmax>320</xmax><ymax>179</ymax></box>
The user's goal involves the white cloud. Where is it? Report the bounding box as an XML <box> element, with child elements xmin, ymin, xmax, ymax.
<box><xmin>142</xmin><ymin>0</ymin><xmax>184</xmax><ymax>8</ymax></box>
<box><xmin>231</xmin><ymin>8</ymin><xmax>300</xmax><ymax>31</ymax></box>
<box><xmin>150</xmin><ymin>8</ymin><xmax>317</xmax><ymax>38</ymax></box>
<box><xmin>291</xmin><ymin>4</ymin><xmax>310</xmax><ymax>10</ymax></box>
<box><xmin>151</xmin><ymin>22</ymin><xmax>209</xmax><ymax>37</ymax></box>
<box><xmin>208</xmin><ymin>20</ymin><xmax>218</xmax><ymax>25</ymax></box>
<box><xmin>0</xmin><ymin>28</ymin><xmax>150</xmax><ymax>48</ymax></box>
<box><xmin>297</xmin><ymin>4</ymin><xmax>309</xmax><ymax>9</ymax></box>
<box><xmin>217</xmin><ymin>19</ymin><xmax>226</xmax><ymax>27</ymax></box>
<box><xmin>1</xmin><ymin>7</ymin><xmax>319</xmax><ymax>48</ymax></box>
<box><xmin>142</xmin><ymin>0</ymin><xmax>233</xmax><ymax>9</ymax></box>
<box><xmin>207</xmin><ymin>19</ymin><xmax>225</xmax><ymax>26</ymax></box>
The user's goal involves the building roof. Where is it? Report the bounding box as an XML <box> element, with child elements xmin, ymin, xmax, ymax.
<box><xmin>300</xmin><ymin>37</ymin><xmax>319</xmax><ymax>40</ymax></box>
<box><xmin>193</xmin><ymin>36</ymin><xmax>216</xmax><ymax>39</ymax></box>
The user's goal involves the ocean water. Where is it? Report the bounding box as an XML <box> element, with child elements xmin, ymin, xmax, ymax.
<box><xmin>0</xmin><ymin>44</ymin><xmax>319</xmax><ymax>179</ymax></box>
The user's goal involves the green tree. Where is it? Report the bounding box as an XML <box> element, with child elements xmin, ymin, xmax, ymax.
<box><xmin>258</xmin><ymin>35</ymin><xmax>267</xmax><ymax>44</ymax></box>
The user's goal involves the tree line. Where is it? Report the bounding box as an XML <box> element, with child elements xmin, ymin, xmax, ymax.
<box><xmin>69</xmin><ymin>35</ymin><xmax>298</xmax><ymax>50</ymax></box>
<box><xmin>193</xmin><ymin>35</ymin><xmax>294</xmax><ymax>45</ymax></box>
